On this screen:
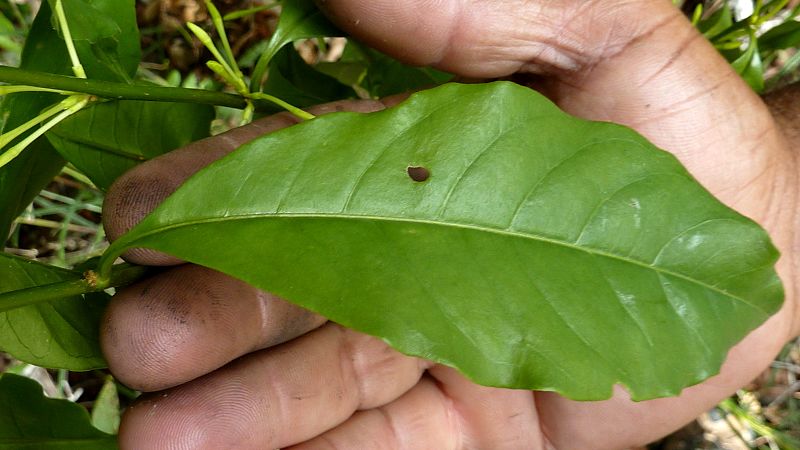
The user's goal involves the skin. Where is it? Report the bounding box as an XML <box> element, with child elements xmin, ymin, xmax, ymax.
<box><xmin>101</xmin><ymin>0</ymin><xmax>800</xmax><ymax>448</ymax></box>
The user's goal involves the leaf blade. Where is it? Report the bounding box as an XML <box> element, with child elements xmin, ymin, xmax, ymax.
<box><xmin>0</xmin><ymin>254</ymin><xmax>108</xmax><ymax>370</ymax></box>
<box><xmin>109</xmin><ymin>82</ymin><xmax>782</xmax><ymax>400</ymax></box>
<box><xmin>0</xmin><ymin>374</ymin><xmax>117</xmax><ymax>449</ymax></box>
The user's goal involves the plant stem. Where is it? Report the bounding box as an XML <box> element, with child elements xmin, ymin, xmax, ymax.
<box><xmin>0</xmin><ymin>264</ymin><xmax>148</xmax><ymax>313</ymax></box>
<box><xmin>0</xmin><ymin>66</ymin><xmax>252</xmax><ymax>110</ymax></box>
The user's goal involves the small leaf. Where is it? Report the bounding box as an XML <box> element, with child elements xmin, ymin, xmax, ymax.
<box><xmin>347</xmin><ymin>44</ymin><xmax>453</xmax><ymax>97</ymax></box>
<box><xmin>47</xmin><ymin>100</ymin><xmax>214</xmax><ymax>190</ymax></box>
<box><xmin>107</xmin><ymin>82</ymin><xmax>782</xmax><ymax>401</ymax></box>
<box><xmin>759</xmin><ymin>20</ymin><xmax>800</xmax><ymax>50</ymax></box>
<box><xmin>0</xmin><ymin>373</ymin><xmax>117</xmax><ymax>449</ymax></box>
<box><xmin>731</xmin><ymin>37</ymin><xmax>765</xmax><ymax>92</ymax></box>
<box><xmin>251</xmin><ymin>0</ymin><xmax>342</xmax><ymax>90</ymax></box>
<box><xmin>91</xmin><ymin>377</ymin><xmax>120</xmax><ymax>435</ymax></box>
<box><xmin>699</xmin><ymin>5</ymin><xmax>734</xmax><ymax>39</ymax></box>
<box><xmin>261</xmin><ymin>46</ymin><xmax>356</xmax><ymax>109</ymax></box>
<box><xmin>0</xmin><ymin>253</ymin><xmax>108</xmax><ymax>370</ymax></box>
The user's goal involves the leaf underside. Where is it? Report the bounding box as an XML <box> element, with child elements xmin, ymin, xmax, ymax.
<box><xmin>110</xmin><ymin>82</ymin><xmax>783</xmax><ymax>401</ymax></box>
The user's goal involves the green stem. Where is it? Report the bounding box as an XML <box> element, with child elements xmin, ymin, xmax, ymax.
<box><xmin>0</xmin><ymin>264</ymin><xmax>148</xmax><ymax>313</ymax></box>
<box><xmin>54</xmin><ymin>0</ymin><xmax>86</xmax><ymax>79</ymax></box>
<box><xmin>0</xmin><ymin>66</ymin><xmax>254</xmax><ymax>110</ymax></box>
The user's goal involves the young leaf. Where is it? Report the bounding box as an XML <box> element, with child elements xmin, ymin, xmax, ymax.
<box><xmin>250</xmin><ymin>0</ymin><xmax>342</xmax><ymax>90</ymax></box>
<box><xmin>0</xmin><ymin>373</ymin><xmax>117</xmax><ymax>449</ymax></box>
<box><xmin>104</xmin><ymin>82</ymin><xmax>782</xmax><ymax>401</ymax></box>
<box><xmin>47</xmin><ymin>100</ymin><xmax>215</xmax><ymax>190</ymax></box>
<box><xmin>0</xmin><ymin>254</ymin><xmax>108</xmax><ymax>370</ymax></box>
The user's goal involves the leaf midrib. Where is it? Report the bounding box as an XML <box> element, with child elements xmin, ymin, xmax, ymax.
<box><xmin>125</xmin><ymin>212</ymin><xmax>770</xmax><ymax>315</ymax></box>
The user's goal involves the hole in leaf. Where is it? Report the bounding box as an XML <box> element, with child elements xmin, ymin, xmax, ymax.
<box><xmin>407</xmin><ymin>166</ymin><xmax>430</xmax><ymax>182</ymax></box>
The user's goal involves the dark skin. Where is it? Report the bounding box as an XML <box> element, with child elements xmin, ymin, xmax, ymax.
<box><xmin>100</xmin><ymin>1</ymin><xmax>800</xmax><ymax>448</ymax></box>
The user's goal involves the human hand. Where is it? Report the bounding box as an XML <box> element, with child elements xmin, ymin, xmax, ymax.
<box><xmin>101</xmin><ymin>1</ymin><xmax>800</xmax><ymax>448</ymax></box>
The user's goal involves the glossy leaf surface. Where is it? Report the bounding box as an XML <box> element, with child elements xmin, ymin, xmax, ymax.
<box><xmin>0</xmin><ymin>374</ymin><xmax>117</xmax><ymax>449</ymax></box>
<box><xmin>0</xmin><ymin>254</ymin><xmax>107</xmax><ymax>370</ymax></box>
<box><xmin>108</xmin><ymin>82</ymin><xmax>782</xmax><ymax>400</ymax></box>
<box><xmin>48</xmin><ymin>100</ymin><xmax>214</xmax><ymax>190</ymax></box>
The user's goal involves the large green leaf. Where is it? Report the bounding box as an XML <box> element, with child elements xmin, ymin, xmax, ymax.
<box><xmin>0</xmin><ymin>2</ymin><xmax>69</xmax><ymax>238</ymax></box>
<box><xmin>0</xmin><ymin>253</ymin><xmax>108</xmax><ymax>370</ymax></box>
<box><xmin>47</xmin><ymin>100</ymin><xmax>214</xmax><ymax>190</ymax></box>
<box><xmin>46</xmin><ymin>0</ymin><xmax>140</xmax><ymax>81</ymax></box>
<box><xmin>106</xmin><ymin>82</ymin><xmax>782</xmax><ymax>401</ymax></box>
<box><xmin>0</xmin><ymin>374</ymin><xmax>117</xmax><ymax>449</ymax></box>
<box><xmin>251</xmin><ymin>0</ymin><xmax>342</xmax><ymax>90</ymax></box>
<box><xmin>1</xmin><ymin>0</ymin><xmax>140</xmax><ymax>237</ymax></box>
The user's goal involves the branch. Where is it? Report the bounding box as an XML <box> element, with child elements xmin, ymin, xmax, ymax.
<box><xmin>0</xmin><ymin>263</ymin><xmax>148</xmax><ymax>313</ymax></box>
<box><xmin>0</xmin><ymin>66</ymin><xmax>277</xmax><ymax>111</ymax></box>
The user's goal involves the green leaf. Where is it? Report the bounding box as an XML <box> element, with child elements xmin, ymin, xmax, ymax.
<box><xmin>46</xmin><ymin>0</ymin><xmax>140</xmax><ymax>81</ymax></box>
<box><xmin>699</xmin><ymin>5</ymin><xmax>734</xmax><ymax>39</ymax></box>
<box><xmin>250</xmin><ymin>0</ymin><xmax>342</xmax><ymax>90</ymax></box>
<box><xmin>0</xmin><ymin>2</ymin><xmax>69</xmax><ymax>238</ymax></box>
<box><xmin>47</xmin><ymin>100</ymin><xmax>215</xmax><ymax>190</ymax></box>
<box><xmin>338</xmin><ymin>43</ymin><xmax>453</xmax><ymax>98</ymax></box>
<box><xmin>0</xmin><ymin>373</ymin><xmax>117</xmax><ymax>449</ymax></box>
<box><xmin>759</xmin><ymin>20</ymin><xmax>800</xmax><ymax>51</ymax></box>
<box><xmin>0</xmin><ymin>253</ymin><xmax>108</xmax><ymax>370</ymax></box>
<box><xmin>90</xmin><ymin>377</ymin><xmax>120</xmax><ymax>435</ymax></box>
<box><xmin>731</xmin><ymin>37</ymin><xmax>765</xmax><ymax>92</ymax></box>
<box><xmin>261</xmin><ymin>46</ymin><xmax>356</xmax><ymax>110</ymax></box>
<box><xmin>106</xmin><ymin>82</ymin><xmax>782</xmax><ymax>401</ymax></box>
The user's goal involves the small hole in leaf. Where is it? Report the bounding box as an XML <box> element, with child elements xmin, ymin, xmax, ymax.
<box><xmin>407</xmin><ymin>166</ymin><xmax>430</xmax><ymax>182</ymax></box>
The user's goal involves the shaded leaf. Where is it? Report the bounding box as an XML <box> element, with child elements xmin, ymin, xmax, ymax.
<box><xmin>0</xmin><ymin>253</ymin><xmax>108</xmax><ymax>370</ymax></box>
<box><xmin>0</xmin><ymin>373</ymin><xmax>117</xmax><ymax>449</ymax></box>
<box><xmin>0</xmin><ymin>2</ymin><xmax>69</xmax><ymax>239</ymax></box>
<box><xmin>732</xmin><ymin>37</ymin><xmax>764</xmax><ymax>92</ymax></box>
<box><xmin>107</xmin><ymin>82</ymin><xmax>782</xmax><ymax>401</ymax></box>
<box><xmin>46</xmin><ymin>0</ymin><xmax>140</xmax><ymax>81</ymax></box>
<box><xmin>261</xmin><ymin>46</ymin><xmax>356</xmax><ymax>109</ymax></box>
<box><xmin>699</xmin><ymin>5</ymin><xmax>734</xmax><ymax>39</ymax></box>
<box><xmin>47</xmin><ymin>100</ymin><xmax>214</xmax><ymax>190</ymax></box>
<box><xmin>759</xmin><ymin>20</ymin><xmax>800</xmax><ymax>50</ymax></box>
<box><xmin>90</xmin><ymin>377</ymin><xmax>120</xmax><ymax>435</ymax></box>
<box><xmin>251</xmin><ymin>0</ymin><xmax>342</xmax><ymax>90</ymax></box>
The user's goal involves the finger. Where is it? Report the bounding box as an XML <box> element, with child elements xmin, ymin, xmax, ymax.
<box><xmin>118</xmin><ymin>324</ymin><xmax>431</xmax><ymax>449</ymax></box>
<box><xmin>289</xmin><ymin>366</ymin><xmax>544</xmax><ymax>450</ymax></box>
<box><xmin>103</xmin><ymin>98</ymin><xmax>398</xmax><ymax>266</ymax></box>
<box><xmin>101</xmin><ymin>264</ymin><xmax>326</xmax><ymax>391</ymax></box>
